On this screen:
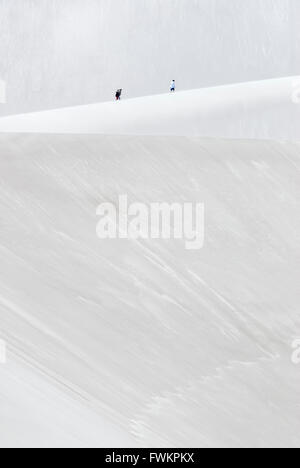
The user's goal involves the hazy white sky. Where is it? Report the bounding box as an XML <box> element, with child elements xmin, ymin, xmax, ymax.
<box><xmin>0</xmin><ymin>0</ymin><xmax>299</xmax><ymax>115</ymax></box>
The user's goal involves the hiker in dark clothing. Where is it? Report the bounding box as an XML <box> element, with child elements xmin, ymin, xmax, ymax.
<box><xmin>115</xmin><ymin>89</ymin><xmax>122</xmax><ymax>101</ymax></box>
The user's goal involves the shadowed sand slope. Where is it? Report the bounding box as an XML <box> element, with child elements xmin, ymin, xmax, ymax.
<box><xmin>0</xmin><ymin>134</ymin><xmax>299</xmax><ymax>447</ymax></box>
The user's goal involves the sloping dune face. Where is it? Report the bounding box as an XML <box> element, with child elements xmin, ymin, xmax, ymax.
<box><xmin>0</xmin><ymin>134</ymin><xmax>299</xmax><ymax>447</ymax></box>
<box><xmin>0</xmin><ymin>0</ymin><xmax>300</xmax><ymax>116</ymax></box>
<box><xmin>0</xmin><ymin>77</ymin><xmax>299</xmax><ymax>140</ymax></box>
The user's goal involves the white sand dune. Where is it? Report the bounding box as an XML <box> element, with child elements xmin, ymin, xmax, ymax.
<box><xmin>0</xmin><ymin>77</ymin><xmax>299</xmax><ymax>140</ymax></box>
<box><xmin>0</xmin><ymin>133</ymin><xmax>299</xmax><ymax>447</ymax></box>
<box><xmin>1</xmin><ymin>0</ymin><xmax>300</xmax><ymax>451</ymax></box>
<box><xmin>0</xmin><ymin>358</ymin><xmax>135</xmax><ymax>448</ymax></box>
